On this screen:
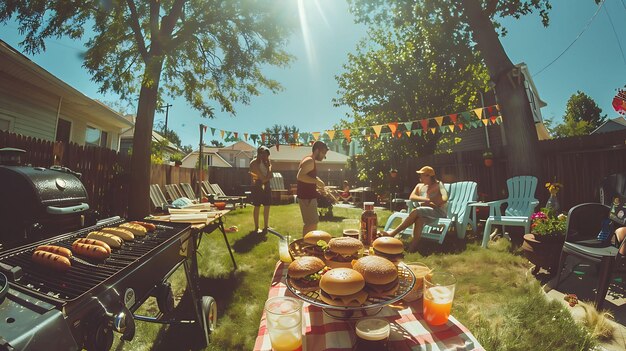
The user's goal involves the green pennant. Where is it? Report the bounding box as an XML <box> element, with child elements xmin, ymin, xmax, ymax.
<box><xmin>403</xmin><ymin>122</ymin><xmax>413</xmax><ymax>131</ymax></box>
<box><xmin>210</xmin><ymin>127</ymin><xmax>216</xmax><ymax>136</ymax></box>
<box><xmin>416</xmin><ymin>130</ymin><xmax>423</xmax><ymax>136</ymax></box>
<box><xmin>439</xmin><ymin>126</ymin><xmax>447</xmax><ymax>133</ymax></box>
<box><xmin>461</xmin><ymin>111</ymin><xmax>472</xmax><ymax>123</ymax></box>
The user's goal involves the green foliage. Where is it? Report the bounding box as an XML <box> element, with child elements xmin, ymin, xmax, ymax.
<box><xmin>262</xmin><ymin>124</ymin><xmax>300</xmax><ymax>146</ymax></box>
<box><xmin>210</xmin><ymin>140</ymin><xmax>225</xmax><ymax>148</ymax></box>
<box><xmin>169</xmin><ymin>153</ymin><xmax>184</xmax><ymax>162</ymax></box>
<box><xmin>531</xmin><ymin>207</ymin><xmax>567</xmax><ymax>238</ymax></box>
<box><xmin>548</xmin><ymin>91</ymin><xmax>606</xmax><ymax>137</ymax></box>
<box><xmin>150</xmin><ymin>139</ymin><xmax>169</xmax><ymax>164</ymax></box>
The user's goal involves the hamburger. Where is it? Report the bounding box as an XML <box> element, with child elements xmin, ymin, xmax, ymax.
<box><xmin>303</xmin><ymin>230</ymin><xmax>332</xmax><ymax>257</ymax></box>
<box><xmin>372</xmin><ymin>237</ymin><xmax>404</xmax><ymax>263</ymax></box>
<box><xmin>287</xmin><ymin>256</ymin><xmax>327</xmax><ymax>293</ymax></box>
<box><xmin>324</xmin><ymin>237</ymin><xmax>363</xmax><ymax>269</ymax></box>
<box><xmin>352</xmin><ymin>256</ymin><xmax>399</xmax><ymax>298</ymax></box>
<box><xmin>319</xmin><ymin>268</ymin><xmax>368</xmax><ymax>306</ymax></box>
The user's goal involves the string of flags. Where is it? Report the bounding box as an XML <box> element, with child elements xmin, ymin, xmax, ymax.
<box><xmin>200</xmin><ymin>104</ymin><xmax>502</xmax><ymax>145</ymax></box>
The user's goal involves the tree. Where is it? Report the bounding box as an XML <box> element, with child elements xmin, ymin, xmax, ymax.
<box><xmin>210</xmin><ymin>140</ymin><xmax>225</xmax><ymax>148</ymax></box>
<box><xmin>560</xmin><ymin>91</ymin><xmax>605</xmax><ymax>136</ymax></box>
<box><xmin>335</xmin><ymin>7</ymin><xmax>488</xmax><ymax>191</ymax></box>
<box><xmin>348</xmin><ymin>0</ymin><xmax>558</xmax><ymax>179</ymax></box>
<box><xmin>1</xmin><ymin>1</ymin><xmax>295</xmax><ymax>218</ymax></box>
<box><xmin>154</xmin><ymin>121</ymin><xmax>182</xmax><ymax>147</ymax></box>
<box><xmin>262</xmin><ymin>124</ymin><xmax>300</xmax><ymax>146</ymax></box>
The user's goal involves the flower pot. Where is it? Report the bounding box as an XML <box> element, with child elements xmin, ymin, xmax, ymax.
<box><xmin>483</xmin><ymin>158</ymin><xmax>493</xmax><ymax>167</ymax></box>
<box><xmin>546</xmin><ymin>194</ymin><xmax>560</xmax><ymax>213</ymax></box>
<box><xmin>522</xmin><ymin>233</ymin><xmax>565</xmax><ymax>275</ymax></box>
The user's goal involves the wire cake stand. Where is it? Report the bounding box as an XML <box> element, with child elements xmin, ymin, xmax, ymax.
<box><xmin>286</xmin><ymin>262</ymin><xmax>416</xmax><ymax>319</ymax></box>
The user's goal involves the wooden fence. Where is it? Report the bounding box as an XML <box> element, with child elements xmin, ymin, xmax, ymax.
<box><xmin>2</xmin><ymin>128</ymin><xmax>625</xmax><ymax>216</ymax></box>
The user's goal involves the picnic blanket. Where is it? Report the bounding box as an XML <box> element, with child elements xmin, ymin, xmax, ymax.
<box><xmin>254</xmin><ymin>262</ymin><xmax>484</xmax><ymax>351</ymax></box>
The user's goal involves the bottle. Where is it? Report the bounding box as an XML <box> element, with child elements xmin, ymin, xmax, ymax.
<box><xmin>360</xmin><ymin>202</ymin><xmax>378</xmax><ymax>247</ymax></box>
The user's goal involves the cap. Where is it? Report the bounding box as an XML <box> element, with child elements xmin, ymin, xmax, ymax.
<box><xmin>416</xmin><ymin>166</ymin><xmax>435</xmax><ymax>176</ymax></box>
<box><xmin>257</xmin><ymin>146</ymin><xmax>270</xmax><ymax>155</ymax></box>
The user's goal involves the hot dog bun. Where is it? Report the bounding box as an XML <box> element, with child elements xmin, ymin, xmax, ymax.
<box><xmin>130</xmin><ymin>221</ymin><xmax>156</xmax><ymax>232</ymax></box>
<box><xmin>73</xmin><ymin>238</ymin><xmax>111</xmax><ymax>254</ymax></box>
<box><xmin>35</xmin><ymin>245</ymin><xmax>72</xmax><ymax>258</ymax></box>
<box><xmin>119</xmin><ymin>223</ymin><xmax>147</xmax><ymax>237</ymax></box>
<box><xmin>87</xmin><ymin>231</ymin><xmax>123</xmax><ymax>249</ymax></box>
<box><xmin>101</xmin><ymin>227</ymin><xmax>134</xmax><ymax>241</ymax></box>
<box><xmin>32</xmin><ymin>250</ymin><xmax>71</xmax><ymax>271</ymax></box>
<box><xmin>72</xmin><ymin>242</ymin><xmax>110</xmax><ymax>260</ymax></box>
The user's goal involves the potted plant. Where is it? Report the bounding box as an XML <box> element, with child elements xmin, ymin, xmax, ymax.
<box><xmin>482</xmin><ymin>149</ymin><xmax>494</xmax><ymax>167</ymax></box>
<box><xmin>170</xmin><ymin>153</ymin><xmax>183</xmax><ymax>167</ymax></box>
<box><xmin>522</xmin><ymin>207</ymin><xmax>567</xmax><ymax>274</ymax></box>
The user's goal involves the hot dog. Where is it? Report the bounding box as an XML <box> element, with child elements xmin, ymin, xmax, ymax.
<box><xmin>32</xmin><ymin>250</ymin><xmax>71</xmax><ymax>271</ymax></box>
<box><xmin>35</xmin><ymin>245</ymin><xmax>72</xmax><ymax>258</ymax></box>
<box><xmin>119</xmin><ymin>223</ymin><xmax>147</xmax><ymax>237</ymax></box>
<box><xmin>130</xmin><ymin>221</ymin><xmax>156</xmax><ymax>232</ymax></box>
<box><xmin>101</xmin><ymin>227</ymin><xmax>134</xmax><ymax>241</ymax></box>
<box><xmin>72</xmin><ymin>242</ymin><xmax>110</xmax><ymax>260</ymax></box>
<box><xmin>87</xmin><ymin>231</ymin><xmax>123</xmax><ymax>249</ymax></box>
<box><xmin>73</xmin><ymin>238</ymin><xmax>111</xmax><ymax>254</ymax></box>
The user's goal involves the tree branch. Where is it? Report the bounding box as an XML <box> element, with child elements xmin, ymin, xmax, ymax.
<box><xmin>125</xmin><ymin>0</ymin><xmax>148</xmax><ymax>61</ymax></box>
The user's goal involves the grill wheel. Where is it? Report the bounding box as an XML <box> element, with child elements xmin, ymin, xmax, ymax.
<box><xmin>85</xmin><ymin>318</ymin><xmax>113</xmax><ymax>351</ymax></box>
<box><xmin>202</xmin><ymin>296</ymin><xmax>217</xmax><ymax>343</ymax></box>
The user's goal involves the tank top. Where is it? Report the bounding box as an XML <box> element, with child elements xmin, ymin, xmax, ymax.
<box><xmin>417</xmin><ymin>182</ymin><xmax>448</xmax><ymax>211</ymax></box>
<box><xmin>297</xmin><ymin>156</ymin><xmax>317</xmax><ymax>199</ymax></box>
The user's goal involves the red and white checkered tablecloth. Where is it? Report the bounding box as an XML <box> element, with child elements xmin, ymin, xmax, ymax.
<box><xmin>254</xmin><ymin>262</ymin><xmax>485</xmax><ymax>351</ymax></box>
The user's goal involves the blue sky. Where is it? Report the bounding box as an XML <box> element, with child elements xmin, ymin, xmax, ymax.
<box><xmin>2</xmin><ymin>0</ymin><xmax>625</xmax><ymax>147</ymax></box>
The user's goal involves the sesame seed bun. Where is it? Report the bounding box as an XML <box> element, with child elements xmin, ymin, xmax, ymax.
<box><xmin>304</xmin><ymin>230</ymin><xmax>332</xmax><ymax>245</ymax></box>
<box><xmin>287</xmin><ymin>256</ymin><xmax>326</xmax><ymax>278</ymax></box>
<box><xmin>352</xmin><ymin>256</ymin><xmax>398</xmax><ymax>285</ymax></box>
<box><xmin>372</xmin><ymin>237</ymin><xmax>404</xmax><ymax>255</ymax></box>
<box><xmin>319</xmin><ymin>268</ymin><xmax>365</xmax><ymax>296</ymax></box>
<box><xmin>327</xmin><ymin>237</ymin><xmax>363</xmax><ymax>255</ymax></box>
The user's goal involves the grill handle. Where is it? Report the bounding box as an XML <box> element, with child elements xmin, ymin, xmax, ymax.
<box><xmin>46</xmin><ymin>203</ymin><xmax>90</xmax><ymax>215</ymax></box>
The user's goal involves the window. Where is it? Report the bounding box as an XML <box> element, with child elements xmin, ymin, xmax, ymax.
<box><xmin>85</xmin><ymin>126</ymin><xmax>108</xmax><ymax>147</ymax></box>
<box><xmin>204</xmin><ymin>154</ymin><xmax>212</xmax><ymax>166</ymax></box>
<box><xmin>56</xmin><ymin>118</ymin><xmax>71</xmax><ymax>143</ymax></box>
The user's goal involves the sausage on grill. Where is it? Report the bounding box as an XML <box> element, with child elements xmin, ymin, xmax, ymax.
<box><xmin>87</xmin><ymin>231</ymin><xmax>123</xmax><ymax>249</ymax></box>
<box><xmin>32</xmin><ymin>250</ymin><xmax>71</xmax><ymax>271</ymax></box>
<box><xmin>101</xmin><ymin>227</ymin><xmax>134</xmax><ymax>241</ymax></box>
<box><xmin>73</xmin><ymin>238</ymin><xmax>111</xmax><ymax>254</ymax></box>
<box><xmin>130</xmin><ymin>221</ymin><xmax>156</xmax><ymax>232</ymax></box>
<box><xmin>35</xmin><ymin>245</ymin><xmax>72</xmax><ymax>258</ymax></box>
<box><xmin>72</xmin><ymin>242</ymin><xmax>110</xmax><ymax>260</ymax></box>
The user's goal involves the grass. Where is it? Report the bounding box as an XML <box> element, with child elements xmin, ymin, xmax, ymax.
<box><xmin>111</xmin><ymin>204</ymin><xmax>602</xmax><ymax>351</ymax></box>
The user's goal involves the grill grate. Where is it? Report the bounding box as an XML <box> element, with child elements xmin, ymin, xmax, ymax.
<box><xmin>0</xmin><ymin>218</ymin><xmax>185</xmax><ymax>302</ymax></box>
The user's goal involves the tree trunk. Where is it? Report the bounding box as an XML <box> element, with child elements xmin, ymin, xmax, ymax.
<box><xmin>461</xmin><ymin>0</ymin><xmax>542</xmax><ymax>179</ymax></box>
<box><xmin>128</xmin><ymin>58</ymin><xmax>164</xmax><ymax>219</ymax></box>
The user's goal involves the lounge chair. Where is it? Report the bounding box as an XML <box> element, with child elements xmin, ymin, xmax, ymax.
<box><xmin>180</xmin><ymin>183</ymin><xmax>199</xmax><ymax>201</ymax></box>
<box><xmin>482</xmin><ymin>176</ymin><xmax>539</xmax><ymax>248</ymax></box>
<box><xmin>209</xmin><ymin>183</ymin><xmax>246</xmax><ymax>208</ymax></box>
<box><xmin>269</xmin><ymin>172</ymin><xmax>292</xmax><ymax>204</ymax></box>
<box><xmin>383</xmin><ymin>181</ymin><xmax>477</xmax><ymax>244</ymax></box>
<box><xmin>149</xmin><ymin>184</ymin><xmax>170</xmax><ymax>212</ymax></box>
<box><xmin>164</xmin><ymin>184</ymin><xmax>185</xmax><ymax>202</ymax></box>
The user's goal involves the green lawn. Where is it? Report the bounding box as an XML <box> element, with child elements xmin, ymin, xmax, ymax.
<box><xmin>112</xmin><ymin>204</ymin><xmax>599</xmax><ymax>351</ymax></box>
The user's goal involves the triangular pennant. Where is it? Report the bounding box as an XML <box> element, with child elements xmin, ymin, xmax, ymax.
<box><xmin>416</xmin><ymin>130</ymin><xmax>423</xmax><ymax>136</ymax></box>
<box><xmin>404</xmin><ymin>122</ymin><xmax>413</xmax><ymax>132</ymax></box>
<box><xmin>220</xmin><ymin>130</ymin><xmax>225</xmax><ymax>138</ymax></box>
<box><xmin>420</xmin><ymin>119</ymin><xmax>429</xmax><ymax>132</ymax></box>
<box><xmin>244</xmin><ymin>133</ymin><xmax>249</xmax><ymax>141</ymax></box>
<box><xmin>233</xmin><ymin>132</ymin><xmax>238</xmax><ymax>139</ymax></box>
<box><xmin>434</xmin><ymin>116</ymin><xmax>444</xmax><ymax>126</ymax></box>
<box><xmin>449</xmin><ymin>114</ymin><xmax>458</xmax><ymax>124</ymax></box>
<box><xmin>294</xmin><ymin>132</ymin><xmax>299</xmax><ymax>142</ymax></box>
<box><xmin>250</xmin><ymin>134</ymin><xmax>258</xmax><ymax>144</ymax></box>
<box><xmin>448</xmin><ymin>124</ymin><xmax>455</xmax><ymax>132</ymax></box>
<box><xmin>458</xmin><ymin>123</ymin><xmax>464</xmax><ymax>130</ymax></box>
<box><xmin>387</xmin><ymin>122</ymin><xmax>398</xmax><ymax>135</ymax></box>
<box><xmin>405</xmin><ymin>130</ymin><xmax>411</xmax><ymax>137</ymax></box>
<box><xmin>210</xmin><ymin>127</ymin><xmax>216</xmax><ymax>136</ymax></box>
<box><xmin>326</xmin><ymin>130</ymin><xmax>335</xmax><ymax>140</ymax></box>
<box><xmin>473</xmin><ymin>108</ymin><xmax>483</xmax><ymax>120</ymax></box>
<box><xmin>203</xmin><ymin>125</ymin><xmax>207</xmax><ymax>133</ymax></box>
<box><xmin>225</xmin><ymin>131</ymin><xmax>232</xmax><ymax>139</ymax></box>
<box><xmin>495</xmin><ymin>116</ymin><xmax>503</xmax><ymax>124</ymax></box>
<box><xmin>461</xmin><ymin>111</ymin><xmax>472</xmax><ymax>123</ymax></box>
<box><xmin>490</xmin><ymin>115</ymin><xmax>497</xmax><ymax>123</ymax></box>
<box><xmin>342</xmin><ymin>129</ymin><xmax>351</xmax><ymax>143</ymax></box>
<box><xmin>312</xmin><ymin>132</ymin><xmax>320</xmax><ymax>141</ymax></box>
<box><xmin>439</xmin><ymin>126</ymin><xmax>447</xmax><ymax>133</ymax></box>
<box><xmin>261</xmin><ymin>133</ymin><xmax>266</xmax><ymax>143</ymax></box>
<box><xmin>430</xmin><ymin>127</ymin><xmax>436</xmax><ymax>134</ymax></box>
<box><xmin>372</xmin><ymin>125</ymin><xmax>383</xmax><ymax>137</ymax></box>
<box><xmin>482</xmin><ymin>119</ymin><xmax>489</xmax><ymax>126</ymax></box>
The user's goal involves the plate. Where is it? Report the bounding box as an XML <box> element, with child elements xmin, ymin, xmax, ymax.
<box><xmin>285</xmin><ymin>262</ymin><xmax>416</xmax><ymax>316</ymax></box>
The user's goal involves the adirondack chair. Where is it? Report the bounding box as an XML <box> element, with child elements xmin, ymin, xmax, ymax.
<box><xmin>149</xmin><ymin>184</ymin><xmax>170</xmax><ymax>212</ymax></box>
<box><xmin>180</xmin><ymin>183</ymin><xmax>198</xmax><ymax>201</ymax></box>
<box><xmin>383</xmin><ymin>181</ymin><xmax>477</xmax><ymax>244</ymax></box>
<box><xmin>482</xmin><ymin>175</ymin><xmax>539</xmax><ymax>248</ymax></box>
<box><xmin>269</xmin><ymin>172</ymin><xmax>292</xmax><ymax>204</ymax></box>
<box><xmin>164</xmin><ymin>184</ymin><xmax>185</xmax><ymax>202</ymax></box>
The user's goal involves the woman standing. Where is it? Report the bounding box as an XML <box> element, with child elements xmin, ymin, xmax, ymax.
<box><xmin>249</xmin><ymin>146</ymin><xmax>273</xmax><ymax>233</ymax></box>
<box><xmin>380</xmin><ymin>166</ymin><xmax>448</xmax><ymax>252</ymax></box>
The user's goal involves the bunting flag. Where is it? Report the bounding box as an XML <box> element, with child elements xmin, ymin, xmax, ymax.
<box><xmin>326</xmin><ymin>130</ymin><xmax>336</xmax><ymax>140</ymax></box>
<box><xmin>473</xmin><ymin>107</ymin><xmax>483</xmax><ymax>120</ymax></box>
<box><xmin>312</xmin><ymin>132</ymin><xmax>320</xmax><ymax>141</ymax></box>
<box><xmin>482</xmin><ymin>119</ymin><xmax>489</xmax><ymax>126</ymax></box>
<box><xmin>434</xmin><ymin>116</ymin><xmax>444</xmax><ymax>127</ymax></box>
<box><xmin>420</xmin><ymin>119</ymin><xmax>429</xmax><ymax>132</ymax></box>
<box><xmin>405</xmin><ymin>130</ymin><xmax>411</xmax><ymax>137</ymax></box>
<box><xmin>449</xmin><ymin>113</ymin><xmax>458</xmax><ymax>124</ymax></box>
<box><xmin>448</xmin><ymin>124</ymin><xmax>455</xmax><ymax>132</ymax></box>
<box><xmin>202</xmin><ymin>125</ymin><xmax>207</xmax><ymax>133</ymax></box>
<box><xmin>372</xmin><ymin>125</ymin><xmax>383</xmax><ymax>138</ymax></box>
<box><xmin>403</xmin><ymin>122</ymin><xmax>412</xmax><ymax>132</ymax></box>
<box><xmin>490</xmin><ymin>114</ymin><xmax>498</xmax><ymax>124</ymax></box>
<box><xmin>342</xmin><ymin>129</ymin><xmax>351</xmax><ymax>143</ymax></box>
<box><xmin>294</xmin><ymin>132</ymin><xmax>299</xmax><ymax>141</ymax></box>
<box><xmin>439</xmin><ymin>126</ymin><xmax>447</xmax><ymax>133</ymax></box>
<box><xmin>250</xmin><ymin>134</ymin><xmax>258</xmax><ymax>144</ymax></box>
<box><xmin>261</xmin><ymin>133</ymin><xmax>266</xmax><ymax>143</ymax></box>
<box><xmin>387</xmin><ymin>122</ymin><xmax>398</xmax><ymax>135</ymax></box>
<box><xmin>244</xmin><ymin>133</ymin><xmax>248</xmax><ymax>141</ymax></box>
<box><xmin>233</xmin><ymin>132</ymin><xmax>238</xmax><ymax>139</ymax></box>
<box><xmin>210</xmin><ymin>127</ymin><xmax>216</xmax><ymax>136</ymax></box>
<box><xmin>460</xmin><ymin>111</ymin><xmax>472</xmax><ymax>123</ymax></box>
<box><xmin>220</xmin><ymin>130</ymin><xmax>225</xmax><ymax>138</ymax></box>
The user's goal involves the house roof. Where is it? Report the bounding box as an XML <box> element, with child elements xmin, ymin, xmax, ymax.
<box><xmin>221</xmin><ymin>140</ymin><xmax>256</xmax><ymax>152</ymax></box>
<box><xmin>0</xmin><ymin>39</ymin><xmax>132</xmax><ymax>130</ymax></box>
<box><xmin>267</xmin><ymin>145</ymin><xmax>349</xmax><ymax>164</ymax></box>
<box><xmin>591</xmin><ymin>116</ymin><xmax>626</xmax><ymax>134</ymax></box>
<box><xmin>181</xmin><ymin>148</ymin><xmax>231</xmax><ymax>167</ymax></box>
<box><xmin>119</xmin><ymin>116</ymin><xmax>181</xmax><ymax>153</ymax></box>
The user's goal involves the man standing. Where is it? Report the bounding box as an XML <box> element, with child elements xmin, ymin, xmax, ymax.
<box><xmin>249</xmin><ymin>146</ymin><xmax>273</xmax><ymax>233</ymax></box>
<box><xmin>297</xmin><ymin>141</ymin><xmax>329</xmax><ymax>235</ymax></box>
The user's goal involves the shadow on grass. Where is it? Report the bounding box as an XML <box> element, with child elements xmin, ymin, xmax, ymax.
<box><xmin>149</xmin><ymin>271</ymin><xmax>242</xmax><ymax>351</ymax></box>
<box><xmin>320</xmin><ymin>214</ymin><xmax>348</xmax><ymax>222</ymax></box>
<box><xmin>231</xmin><ymin>230</ymin><xmax>268</xmax><ymax>253</ymax></box>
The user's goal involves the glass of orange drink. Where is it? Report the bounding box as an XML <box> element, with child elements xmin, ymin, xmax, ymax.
<box><xmin>265</xmin><ymin>296</ymin><xmax>303</xmax><ymax>351</ymax></box>
<box><xmin>402</xmin><ymin>262</ymin><xmax>432</xmax><ymax>303</ymax></box>
<box><xmin>423</xmin><ymin>271</ymin><xmax>456</xmax><ymax>326</ymax></box>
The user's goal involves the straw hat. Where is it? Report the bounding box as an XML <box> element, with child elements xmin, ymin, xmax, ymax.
<box><xmin>416</xmin><ymin>166</ymin><xmax>435</xmax><ymax>177</ymax></box>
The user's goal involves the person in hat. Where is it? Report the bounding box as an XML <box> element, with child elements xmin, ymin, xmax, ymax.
<box><xmin>297</xmin><ymin>141</ymin><xmax>329</xmax><ymax>235</ymax></box>
<box><xmin>379</xmin><ymin>166</ymin><xmax>448</xmax><ymax>252</ymax></box>
<box><xmin>249</xmin><ymin>146</ymin><xmax>273</xmax><ymax>233</ymax></box>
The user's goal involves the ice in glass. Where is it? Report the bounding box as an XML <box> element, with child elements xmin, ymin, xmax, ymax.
<box><xmin>265</xmin><ymin>296</ymin><xmax>303</xmax><ymax>351</ymax></box>
<box><xmin>423</xmin><ymin>271</ymin><xmax>456</xmax><ymax>326</ymax></box>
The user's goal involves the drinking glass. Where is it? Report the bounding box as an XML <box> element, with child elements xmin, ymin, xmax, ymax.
<box><xmin>342</xmin><ymin>219</ymin><xmax>360</xmax><ymax>240</ymax></box>
<box><xmin>423</xmin><ymin>271</ymin><xmax>456</xmax><ymax>326</ymax></box>
<box><xmin>265</xmin><ymin>296</ymin><xmax>303</xmax><ymax>351</ymax></box>
<box><xmin>354</xmin><ymin>318</ymin><xmax>390</xmax><ymax>351</ymax></box>
<box><xmin>278</xmin><ymin>235</ymin><xmax>292</xmax><ymax>263</ymax></box>
<box><xmin>402</xmin><ymin>262</ymin><xmax>432</xmax><ymax>302</ymax></box>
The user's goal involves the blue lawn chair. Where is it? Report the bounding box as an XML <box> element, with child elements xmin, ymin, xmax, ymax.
<box><xmin>384</xmin><ymin>181</ymin><xmax>478</xmax><ymax>244</ymax></box>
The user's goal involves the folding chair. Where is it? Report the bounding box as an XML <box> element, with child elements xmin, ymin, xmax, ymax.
<box><xmin>180</xmin><ymin>183</ymin><xmax>198</xmax><ymax>201</ymax></box>
<box><xmin>210</xmin><ymin>183</ymin><xmax>246</xmax><ymax>208</ymax></box>
<box><xmin>149</xmin><ymin>184</ymin><xmax>170</xmax><ymax>212</ymax></box>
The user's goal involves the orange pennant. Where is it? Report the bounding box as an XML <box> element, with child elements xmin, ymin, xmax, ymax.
<box><xmin>342</xmin><ymin>129</ymin><xmax>351</xmax><ymax>143</ymax></box>
<box><xmin>387</xmin><ymin>122</ymin><xmax>398</xmax><ymax>135</ymax></box>
<box><xmin>434</xmin><ymin>116</ymin><xmax>444</xmax><ymax>126</ymax></box>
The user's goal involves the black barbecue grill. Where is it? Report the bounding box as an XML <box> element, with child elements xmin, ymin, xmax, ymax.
<box><xmin>0</xmin><ymin>164</ymin><xmax>217</xmax><ymax>351</ymax></box>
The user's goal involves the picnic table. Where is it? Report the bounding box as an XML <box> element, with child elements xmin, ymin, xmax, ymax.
<box><xmin>254</xmin><ymin>262</ymin><xmax>484</xmax><ymax>351</ymax></box>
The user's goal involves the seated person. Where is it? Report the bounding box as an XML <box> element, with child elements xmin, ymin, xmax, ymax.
<box><xmin>379</xmin><ymin>166</ymin><xmax>448</xmax><ymax>252</ymax></box>
<box><xmin>339</xmin><ymin>180</ymin><xmax>352</xmax><ymax>202</ymax></box>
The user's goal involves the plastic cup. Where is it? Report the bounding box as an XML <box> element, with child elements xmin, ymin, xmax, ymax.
<box><xmin>354</xmin><ymin>318</ymin><xmax>390</xmax><ymax>351</ymax></box>
<box><xmin>342</xmin><ymin>219</ymin><xmax>360</xmax><ymax>240</ymax></box>
<box><xmin>402</xmin><ymin>262</ymin><xmax>432</xmax><ymax>302</ymax></box>
<box><xmin>423</xmin><ymin>271</ymin><xmax>456</xmax><ymax>326</ymax></box>
<box><xmin>265</xmin><ymin>296</ymin><xmax>303</xmax><ymax>351</ymax></box>
<box><xmin>278</xmin><ymin>235</ymin><xmax>292</xmax><ymax>263</ymax></box>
